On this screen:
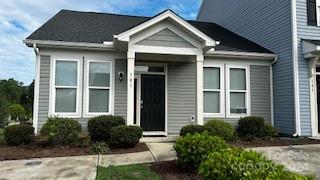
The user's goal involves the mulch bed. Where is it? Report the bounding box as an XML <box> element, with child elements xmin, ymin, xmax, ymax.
<box><xmin>229</xmin><ymin>137</ymin><xmax>320</xmax><ymax>148</ymax></box>
<box><xmin>150</xmin><ymin>161</ymin><xmax>200</xmax><ymax>180</ymax></box>
<box><xmin>0</xmin><ymin>143</ymin><xmax>149</xmax><ymax>161</ymax></box>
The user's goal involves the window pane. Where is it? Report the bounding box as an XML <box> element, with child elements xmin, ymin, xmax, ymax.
<box><xmin>55</xmin><ymin>88</ymin><xmax>76</xmax><ymax>112</ymax></box>
<box><xmin>89</xmin><ymin>89</ymin><xmax>109</xmax><ymax>112</ymax></box>
<box><xmin>89</xmin><ymin>62</ymin><xmax>110</xmax><ymax>87</ymax></box>
<box><xmin>204</xmin><ymin>91</ymin><xmax>220</xmax><ymax>113</ymax></box>
<box><xmin>55</xmin><ymin>61</ymin><xmax>77</xmax><ymax>86</ymax></box>
<box><xmin>204</xmin><ymin>67</ymin><xmax>220</xmax><ymax>89</ymax></box>
<box><xmin>230</xmin><ymin>68</ymin><xmax>246</xmax><ymax>90</ymax></box>
<box><xmin>230</xmin><ymin>92</ymin><xmax>246</xmax><ymax>114</ymax></box>
<box><xmin>135</xmin><ymin>66</ymin><xmax>164</xmax><ymax>73</ymax></box>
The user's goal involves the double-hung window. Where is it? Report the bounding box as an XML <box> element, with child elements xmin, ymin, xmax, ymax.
<box><xmin>85</xmin><ymin>60</ymin><xmax>112</xmax><ymax>116</ymax></box>
<box><xmin>53</xmin><ymin>59</ymin><xmax>80</xmax><ymax>116</ymax></box>
<box><xmin>203</xmin><ymin>65</ymin><xmax>224</xmax><ymax>117</ymax></box>
<box><xmin>227</xmin><ymin>65</ymin><xmax>250</xmax><ymax>117</ymax></box>
<box><xmin>307</xmin><ymin>0</ymin><xmax>320</xmax><ymax>26</ymax></box>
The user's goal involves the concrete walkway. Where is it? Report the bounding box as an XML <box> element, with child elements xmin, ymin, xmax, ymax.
<box><xmin>0</xmin><ymin>143</ymin><xmax>177</xmax><ymax>180</ymax></box>
<box><xmin>251</xmin><ymin>144</ymin><xmax>320</xmax><ymax>178</ymax></box>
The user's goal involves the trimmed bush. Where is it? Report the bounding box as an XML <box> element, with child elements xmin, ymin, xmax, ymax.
<box><xmin>40</xmin><ymin>117</ymin><xmax>81</xmax><ymax>145</ymax></box>
<box><xmin>109</xmin><ymin>125</ymin><xmax>143</xmax><ymax>148</ymax></box>
<box><xmin>4</xmin><ymin>124</ymin><xmax>34</xmax><ymax>146</ymax></box>
<box><xmin>198</xmin><ymin>148</ymin><xmax>314</xmax><ymax>180</ymax></box>
<box><xmin>180</xmin><ymin>125</ymin><xmax>204</xmax><ymax>137</ymax></box>
<box><xmin>237</xmin><ymin>116</ymin><xmax>278</xmax><ymax>138</ymax></box>
<box><xmin>204</xmin><ymin>119</ymin><xmax>235</xmax><ymax>141</ymax></box>
<box><xmin>88</xmin><ymin>115</ymin><xmax>125</xmax><ymax>142</ymax></box>
<box><xmin>174</xmin><ymin>132</ymin><xmax>229</xmax><ymax>169</ymax></box>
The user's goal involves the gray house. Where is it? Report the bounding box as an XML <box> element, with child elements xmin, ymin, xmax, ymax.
<box><xmin>24</xmin><ymin>9</ymin><xmax>277</xmax><ymax>136</ymax></box>
<box><xmin>198</xmin><ymin>0</ymin><xmax>320</xmax><ymax>137</ymax></box>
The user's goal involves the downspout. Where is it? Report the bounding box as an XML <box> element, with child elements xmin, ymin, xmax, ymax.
<box><xmin>33</xmin><ymin>43</ymin><xmax>40</xmax><ymax>134</ymax></box>
<box><xmin>291</xmin><ymin>0</ymin><xmax>301</xmax><ymax>137</ymax></box>
<box><xmin>270</xmin><ymin>55</ymin><xmax>278</xmax><ymax>127</ymax></box>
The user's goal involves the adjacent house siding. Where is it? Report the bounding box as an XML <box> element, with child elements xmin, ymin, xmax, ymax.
<box><xmin>296</xmin><ymin>0</ymin><xmax>320</xmax><ymax>136</ymax></box>
<box><xmin>136</xmin><ymin>28</ymin><xmax>195</xmax><ymax>48</ymax></box>
<box><xmin>198</xmin><ymin>0</ymin><xmax>295</xmax><ymax>135</ymax></box>
<box><xmin>167</xmin><ymin>62</ymin><xmax>197</xmax><ymax>134</ymax></box>
<box><xmin>37</xmin><ymin>55</ymin><xmax>51</xmax><ymax>132</ymax></box>
<box><xmin>250</xmin><ymin>65</ymin><xmax>271</xmax><ymax>123</ymax></box>
<box><xmin>114</xmin><ymin>59</ymin><xmax>127</xmax><ymax>119</ymax></box>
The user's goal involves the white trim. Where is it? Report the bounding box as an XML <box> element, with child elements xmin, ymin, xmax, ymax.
<box><xmin>310</xmin><ymin>58</ymin><xmax>320</xmax><ymax>136</ymax></box>
<box><xmin>24</xmin><ymin>39</ymin><xmax>115</xmax><ymax>50</ymax></box>
<box><xmin>197</xmin><ymin>55</ymin><xmax>204</xmax><ymax>125</ymax></box>
<box><xmin>207</xmin><ymin>50</ymin><xmax>276</xmax><ymax>60</ymax></box>
<box><xmin>317</xmin><ymin>0</ymin><xmax>320</xmax><ymax>26</ymax></box>
<box><xmin>134</xmin><ymin>62</ymin><xmax>168</xmax><ymax>136</ymax></box>
<box><xmin>83</xmin><ymin>60</ymin><xmax>113</xmax><ymax>118</ymax></box>
<box><xmin>127</xmin><ymin>50</ymin><xmax>135</xmax><ymax>125</ymax></box>
<box><xmin>132</xmin><ymin>45</ymin><xmax>201</xmax><ymax>56</ymax></box>
<box><xmin>291</xmin><ymin>0</ymin><xmax>301</xmax><ymax>136</ymax></box>
<box><xmin>203</xmin><ymin>64</ymin><xmax>225</xmax><ymax>118</ymax></box>
<box><xmin>226</xmin><ymin>65</ymin><xmax>251</xmax><ymax>118</ymax></box>
<box><xmin>115</xmin><ymin>10</ymin><xmax>216</xmax><ymax>47</ymax></box>
<box><xmin>49</xmin><ymin>59</ymin><xmax>82</xmax><ymax>118</ymax></box>
<box><xmin>143</xmin><ymin>131</ymin><xmax>167</xmax><ymax>136</ymax></box>
<box><xmin>32</xmin><ymin>46</ymin><xmax>40</xmax><ymax>134</ymax></box>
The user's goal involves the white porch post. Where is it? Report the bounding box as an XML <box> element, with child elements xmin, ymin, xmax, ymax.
<box><xmin>196</xmin><ymin>54</ymin><xmax>204</xmax><ymax>125</ymax></box>
<box><xmin>127</xmin><ymin>50</ymin><xmax>135</xmax><ymax>125</ymax></box>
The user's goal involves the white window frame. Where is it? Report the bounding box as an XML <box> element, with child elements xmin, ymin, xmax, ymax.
<box><xmin>226</xmin><ymin>65</ymin><xmax>251</xmax><ymax>118</ymax></box>
<box><xmin>317</xmin><ymin>0</ymin><xmax>320</xmax><ymax>26</ymax></box>
<box><xmin>84</xmin><ymin>60</ymin><xmax>113</xmax><ymax>117</ymax></box>
<box><xmin>203</xmin><ymin>64</ymin><xmax>225</xmax><ymax>118</ymax></box>
<box><xmin>50</xmin><ymin>59</ymin><xmax>82</xmax><ymax>118</ymax></box>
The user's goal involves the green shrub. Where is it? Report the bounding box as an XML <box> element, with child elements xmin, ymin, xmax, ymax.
<box><xmin>174</xmin><ymin>132</ymin><xmax>229</xmax><ymax>169</ymax></box>
<box><xmin>40</xmin><ymin>117</ymin><xmax>81</xmax><ymax>145</ymax></box>
<box><xmin>180</xmin><ymin>125</ymin><xmax>204</xmax><ymax>137</ymax></box>
<box><xmin>91</xmin><ymin>142</ymin><xmax>110</xmax><ymax>154</ymax></box>
<box><xmin>88</xmin><ymin>115</ymin><xmax>125</xmax><ymax>142</ymax></box>
<box><xmin>33</xmin><ymin>135</ymin><xmax>50</xmax><ymax>147</ymax></box>
<box><xmin>198</xmin><ymin>148</ymin><xmax>314</xmax><ymax>180</ymax></box>
<box><xmin>4</xmin><ymin>124</ymin><xmax>34</xmax><ymax>146</ymax></box>
<box><xmin>8</xmin><ymin>104</ymin><xmax>27</xmax><ymax>122</ymax></box>
<box><xmin>204</xmin><ymin>119</ymin><xmax>235</xmax><ymax>140</ymax></box>
<box><xmin>237</xmin><ymin>116</ymin><xmax>278</xmax><ymax>138</ymax></box>
<box><xmin>109</xmin><ymin>125</ymin><xmax>143</xmax><ymax>148</ymax></box>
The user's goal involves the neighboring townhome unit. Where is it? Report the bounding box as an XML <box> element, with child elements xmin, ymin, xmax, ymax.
<box><xmin>198</xmin><ymin>0</ymin><xmax>320</xmax><ymax>137</ymax></box>
<box><xmin>24</xmin><ymin>9</ymin><xmax>276</xmax><ymax>136</ymax></box>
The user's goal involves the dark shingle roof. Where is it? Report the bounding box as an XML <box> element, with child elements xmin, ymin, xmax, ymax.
<box><xmin>27</xmin><ymin>10</ymin><xmax>272</xmax><ymax>53</ymax></box>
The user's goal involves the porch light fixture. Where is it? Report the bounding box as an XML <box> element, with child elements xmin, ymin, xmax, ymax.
<box><xmin>118</xmin><ymin>72</ymin><xmax>124</xmax><ymax>82</ymax></box>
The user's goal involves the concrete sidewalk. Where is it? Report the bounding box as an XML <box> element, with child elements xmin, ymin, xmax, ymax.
<box><xmin>251</xmin><ymin>144</ymin><xmax>320</xmax><ymax>178</ymax></box>
<box><xmin>0</xmin><ymin>142</ymin><xmax>177</xmax><ymax>180</ymax></box>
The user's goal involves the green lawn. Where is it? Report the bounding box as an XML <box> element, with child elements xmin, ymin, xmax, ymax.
<box><xmin>0</xmin><ymin>128</ymin><xmax>5</xmax><ymax>145</ymax></box>
<box><xmin>96</xmin><ymin>164</ymin><xmax>160</xmax><ymax>180</ymax></box>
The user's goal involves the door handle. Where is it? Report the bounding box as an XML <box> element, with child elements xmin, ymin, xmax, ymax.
<box><xmin>140</xmin><ymin>100</ymin><xmax>143</xmax><ymax>109</ymax></box>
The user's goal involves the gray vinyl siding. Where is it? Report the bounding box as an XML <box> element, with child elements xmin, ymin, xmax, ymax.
<box><xmin>250</xmin><ymin>65</ymin><xmax>271</xmax><ymax>123</ymax></box>
<box><xmin>198</xmin><ymin>0</ymin><xmax>295</xmax><ymax>135</ymax></box>
<box><xmin>167</xmin><ymin>62</ymin><xmax>197</xmax><ymax>134</ymax></box>
<box><xmin>37</xmin><ymin>55</ymin><xmax>51</xmax><ymax>132</ymax></box>
<box><xmin>136</xmin><ymin>28</ymin><xmax>195</xmax><ymax>48</ymax></box>
<box><xmin>296</xmin><ymin>0</ymin><xmax>320</xmax><ymax>136</ymax></box>
<box><xmin>114</xmin><ymin>59</ymin><xmax>127</xmax><ymax>119</ymax></box>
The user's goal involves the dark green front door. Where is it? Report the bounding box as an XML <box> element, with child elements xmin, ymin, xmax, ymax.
<box><xmin>140</xmin><ymin>75</ymin><xmax>165</xmax><ymax>131</ymax></box>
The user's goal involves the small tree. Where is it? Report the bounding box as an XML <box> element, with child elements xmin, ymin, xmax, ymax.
<box><xmin>0</xmin><ymin>94</ymin><xmax>9</xmax><ymax>128</ymax></box>
<box><xmin>8</xmin><ymin>104</ymin><xmax>26</xmax><ymax>122</ymax></box>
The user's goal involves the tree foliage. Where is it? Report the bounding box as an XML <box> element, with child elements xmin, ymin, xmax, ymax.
<box><xmin>0</xmin><ymin>79</ymin><xmax>34</xmax><ymax>126</ymax></box>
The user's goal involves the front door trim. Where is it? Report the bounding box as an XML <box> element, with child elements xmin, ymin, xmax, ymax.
<box><xmin>135</xmin><ymin>62</ymin><xmax>168</xmax><ymax>136</ymax></box>
<box><xmin>310</xmin><ymin>59</ymin><xmax>320</xmax><ymax>137</ymax></box>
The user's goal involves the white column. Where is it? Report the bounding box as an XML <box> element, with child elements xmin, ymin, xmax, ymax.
<box><xmin>127</xmin><ymin>50</ymin><xmax>135</xmax><ymax>125</ymax></box>
<box><xmin>196</xmin><ymin>54</ymin><xmax>204</xmax><ymax>125</ymax></box>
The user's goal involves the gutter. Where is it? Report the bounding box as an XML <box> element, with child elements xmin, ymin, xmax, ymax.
<box><xmin>207</xmin><ymin>50</ymin><xmax>277</xmax><ymax>60</ymax></box>
<box><xmin>270</xmin><ymin>55</ymin><xmax>278</xmax><ymax>127</ymax></box>
<box><xmin>291</xmin><ymin>0</ymin><xmax>301</xmax><ymax>137</ymax></box>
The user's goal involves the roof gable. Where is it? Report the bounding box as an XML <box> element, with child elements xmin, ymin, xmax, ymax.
<box><xmin>115</xmin><ymin>10</ymin><xmax>216</xmax><ymax>47</ymax></box>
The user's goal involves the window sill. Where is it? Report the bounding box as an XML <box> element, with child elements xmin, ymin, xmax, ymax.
<box><xmin>83</xmin><ymin>112</ymin><xmax>113</xmax><ymax>118</ymax></box>
<box><xmin>49</xmin><ymin>113</ymin><xmax>82</xmax><ymax>119</ymax></box>
<box><xmin>203</xmin><ymin>113</ymin><xmax>225</xmax><ymax>118</ymax></box>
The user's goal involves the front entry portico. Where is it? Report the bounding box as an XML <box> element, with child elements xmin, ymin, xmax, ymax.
<box><xmin>111</xmin><ymin>10</ymin><xmax>217</xmax><ymax>135</ymax></box>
